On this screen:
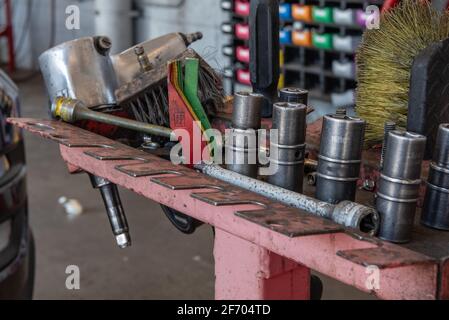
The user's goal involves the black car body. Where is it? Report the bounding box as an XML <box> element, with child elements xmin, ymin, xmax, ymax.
<box><xmin>0</xmin><ymin>70</ymin><xmax>34</xmax><ymax>299</ymax></box>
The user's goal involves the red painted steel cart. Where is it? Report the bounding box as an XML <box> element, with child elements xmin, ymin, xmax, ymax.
<box><xmin>8</xmin><ymin>117</ymin><xmax>449</xmax><ymax>300</ymax></box>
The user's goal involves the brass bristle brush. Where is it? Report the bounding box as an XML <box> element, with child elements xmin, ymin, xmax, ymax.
<box><xmin>356</xmin><ymin>0</ymin><xmax>449</xmax><ymax>146</ymax></box>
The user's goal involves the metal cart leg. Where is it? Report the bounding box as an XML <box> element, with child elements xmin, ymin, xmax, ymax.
<box><xmin>214</xmin><ymin>229</ymin><xmax>311</xmax><ymax>300</ymax></box>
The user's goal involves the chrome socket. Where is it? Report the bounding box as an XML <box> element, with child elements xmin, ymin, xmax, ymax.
<box><xmin>316</xmin><ymin>114</ymin><xmax>366</xmax><ymax>204</ymax></box>
<box><xmin>421</xmin><ymin>124</ymin><xmax>449</xmax><ymax>230</ymax></box>
<box><xmin>377</xmin><ymin>131</ymin><xmax>426</xmax><ymax>243</ymax></box>
<box><xmin>231</xmin><ymin>92</ymin><xmax>264</xmax><ymax>130</ymax></box>
<box><xmin>225</xmin><ymin>92</ymin><xmax>264</xmax><ymax>178</ymax></box>
<box><xmin>279</xmin><ymin>87</ymin><xmax>309</xmax><ymax>105</ymax></box>
<box><xmin>268</xmin><ymin>102</ymin><xmax>307</xmax><ymax>193</ymax></box>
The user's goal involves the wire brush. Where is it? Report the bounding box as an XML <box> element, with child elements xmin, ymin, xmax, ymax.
<box><xmin>117</xmin><ymin>49</ymin><xmax>225</xmax><ymax>127</ymax></box>
<box><xmin>123</xmin><ymin>56</ymin><xmax>224</xmax><ymax>129</ymax></box>
<box><xmin>356</xmin><ymin>0</ymin><xmax>449</xmax><ymax>145</ymax></box>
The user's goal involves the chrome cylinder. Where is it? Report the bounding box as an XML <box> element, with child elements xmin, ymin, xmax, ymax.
<box><xmin>421</xmin><ymin>124</ymin><xmax>449</xmax><ymax>230</ymax></box>
<box><xmin>226</xmin><ymin>128</ymin><xmax>259</xmax><ymax>177</ymax></box>
<box><xmin>279</xmin><ymin>87</ymin><xmax>309</xmax><ymax>105</ymax></box>
<box><xmin>226</xmin><ymin>92</ymin><xmax>264</xmax><ymax>178</ymax></box>
<box><xmin>231</xmin><ymin>92</ymin><xmax>263</xmax><ymax>130</ymax></box>
<box><xmin>377</xmin><ymin>131</ymin><xmax>426</xmax><ymax>243</ymax></box>
<box><xmin>316</xmin><ymin>114</ymin><xmax>366</xmax><ymax>204</ymax></box>
<box><xmin>268</xmin><ymin>102</ymin><xmax>307</xmax><ymax>192</ymax></box>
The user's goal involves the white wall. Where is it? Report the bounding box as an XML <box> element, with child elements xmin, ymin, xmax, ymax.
<box><xmin>0</xmin><ymin>0</ymin><xmax>228</xmax><ymax>72</ymax></box>
<box><xmin>1</xmin><ymin>0</ymin><xmax>95</xmax><ymax>69</ymax></box>
<box><xmin>135</xmin><ymin>0</ymin><xmax>230</xmax><ymax>71</ymax></box>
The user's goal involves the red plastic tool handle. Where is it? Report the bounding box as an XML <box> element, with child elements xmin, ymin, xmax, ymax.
<box><xmin>382</xmin><ymin>0</ymin><xmax>400</xmax><ymax>12</ymax></box>
<box><xmin>382</xmin><ymin>0</ymin><xmax>449</xmax><ymax>12</ymax></box>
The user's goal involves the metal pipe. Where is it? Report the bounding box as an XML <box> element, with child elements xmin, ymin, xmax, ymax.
<box><xmin>421</xmin><ymin>124</ymin><xmax>449</xmax><ymax>230</ymax></box>
<box><xmin>268</xmin><ymin>102</ymin><xmax>307</xmax><ymax>193</ymax></box>
<box><xmin>52</xmin><ymin>97</ymin><xmax>173</xmax><ymax>139</ymax></box>
<box><xmin>196</xmin><ymin>163</ymin><xmax>379</xmax><ymax>235</ymax></box>
<box><xmin>377</xmin><ymin>131</ymin><xmax>426</xmax><ymax>243</ymax></box>
<box><xmin>225</xmin><ymin>92</ymin><xmax>264</xmax><ymax>178</ymax></box>
<box><xmin>316</xmin><ymin>114</ymin><xmax>366</xmax><ymax>204</ymax></box>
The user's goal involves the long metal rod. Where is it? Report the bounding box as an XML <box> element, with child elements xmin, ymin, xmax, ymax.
<box><xmin>81</xmin><ymin>108</ymin><xmax>173</xmax><ymax>138</ymax></box>
<box><xmin>53</xmin><ymin>97</ymin><xmax>174</xmax><ymax>139</ymax></box>
<box><xmin>195</xmin><ymin>163</ymin><xmax>379</xmax><ymax>234</ymax></box>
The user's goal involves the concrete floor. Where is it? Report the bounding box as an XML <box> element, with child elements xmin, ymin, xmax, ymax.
<box><xmin>18</xmin><ymin>76</ymin><xmax>373</xmax><ymax>300</ymax></box>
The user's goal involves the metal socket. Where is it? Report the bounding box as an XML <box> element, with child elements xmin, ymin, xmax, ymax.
<box><xmin>231</xmin><ymin>92</ymin><xmax>264</xmax><ymax>130</ymax></box>
<box><xmin>316</xmin><ymin>114</ymin><xmax>366</xmax><ymax>204</ymax></box>
<box><xmin>226</xmin><ymin>128</ymin><xmax>259</xmax><ymax>178</ymax></box>
<box><xmin>279</xmin><ymin>87</ymin><xmax>309</xmax><ymax>105</ymax></box>
<box><xmin>421</xmin><ymin>124</ymin><xmax>449</xmax><ymax>230</ymax></box>
<box><xmin>268</xmin><ymin>102</ymin><xmax>307</xmax><ymax>193</ymax></box>
<box><xmin>377</xmin><ymin>131</ymin><xmax>426</xmax><ymax>243</ymax></box>
<box><xmin>226</xmin><ymin>92</ymin><xmax>264</xmax><ymax>178</ymax></box>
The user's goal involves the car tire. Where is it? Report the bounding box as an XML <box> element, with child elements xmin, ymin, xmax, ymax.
<box><xmin>21</xmin><ymin>230</ymin><xmax>35</xmax><ymax>300</ymax></box>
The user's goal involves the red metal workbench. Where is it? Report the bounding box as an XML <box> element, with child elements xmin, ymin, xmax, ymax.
<box><xmin>8</xmin><ymin>117</ymin><xmax>449</xmax><ymax>300</ymax></box>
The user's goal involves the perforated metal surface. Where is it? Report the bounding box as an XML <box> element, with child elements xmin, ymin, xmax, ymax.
<box><xmin>8</xmin><ymin>117</ymin><xmax>442</xmax><ymax>299</ymax></box>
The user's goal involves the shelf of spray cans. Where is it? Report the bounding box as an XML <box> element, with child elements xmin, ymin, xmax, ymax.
<box><xmin>221</xmin><ymin>0</ymin><xmax>384</xmax><ymax>105</ymax></box>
